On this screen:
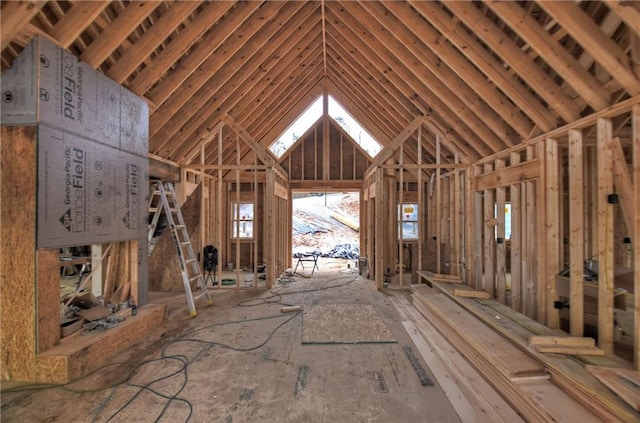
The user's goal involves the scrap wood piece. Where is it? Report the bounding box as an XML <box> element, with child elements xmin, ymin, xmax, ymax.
<box><xmin>418</xmin><ymin>270</ymin><xmax>462</xmax><ymax>284</ymax></box>
<box><xmin>529</xmin><ymin>335</ymin><xmax>604</xmax><ymax>356</ymax></box>
<box><xmin>76</xmin><ymin>306</ymin><xmax>112</xmax><ymax>322</ymax></box>
<box><xmin>586</xmin><ymin>366</ymin><xmax>640</xmax><ymax>411</ymax></box>
<box><xmin>452</xmin><ymin>288</ymin><xmax>491</xmax><ymax>299</ymax></box>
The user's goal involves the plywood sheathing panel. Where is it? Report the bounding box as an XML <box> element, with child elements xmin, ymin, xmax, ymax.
<box><xmin>36</xmin><ymin>249</ymin><xmax>60</xmax><ymax>352</ymax></box>
<box><xmin>1</xmin><ymin>126</ymin><xmax>37</xmax><ymax>381</ymax></box>
<box><xmin>148</xmin><ymin>184</ymin><xmax>202</xmax><ymax>292</ymax></box>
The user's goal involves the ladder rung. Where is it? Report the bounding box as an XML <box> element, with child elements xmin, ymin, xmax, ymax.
<box><xmin>181</xmin><ymin>241</ymin><xmax>191</xmax><ymax>246</ymax></box>
<box><xmin>149</xmin><ymin>207</ymin><xmax>159</xmax><ymax>213</ymax></box>
<box><xmin>175</xmin><ymin>224</ymin><xmax>186</xmax><ymax>229</ymax></box>
<box><xmin>185</xmin><ymin>258</ymin><xmax>197</xmax><ymax>264</ymax></box>
<box><xmin>190</xmin><ymin>275</ymin><xmax>201</xmax><ymax>282</ymax></box>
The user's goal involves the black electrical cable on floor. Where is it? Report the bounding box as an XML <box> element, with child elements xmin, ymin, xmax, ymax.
<box><xmin>236</xmin><ymin>271</ymin><xmax>358</xmax><ymax>308</ymax></box>
<box><xmin>95</xmin><ymin>310</ymin><xmax>302</xmax><ymax>423</ymax></box>
<box><xmin>5</xmin><ymin>271</ymin><xmax>359</xmax><ymax>422</ymax></box>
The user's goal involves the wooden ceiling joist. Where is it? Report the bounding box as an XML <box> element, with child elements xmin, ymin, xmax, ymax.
<box><xmin>105</xmin><ymin>1</ymin><xmax>201</xmax><ymax>84</ymax></box>
<box><xmin>443</xmin><ymin>1</ymin><xmax>581</xmax><ymax>125</ymax></box>
<box><xmin>539</xmin><ymin>1</ymin><xmax>640</xmax><ymax>96</ymax></box>
<box><xmin>47</xmin><ymin>1</ymin><xmax>109</xmax><ymax>48</ymax></box>
<box><xmin>486</xmin><ymin>1</ymin><xmax>612</xmax><ymax>112</ymax></box>
<box><xmin>1</xmin><ymin>0</ymin><xmax>637</xmax><ymax>169</ymax></box>
<box><xmin>79</xmin><ymin>1</ymin><xmax>160</xmax><ymax>68</ymax></box>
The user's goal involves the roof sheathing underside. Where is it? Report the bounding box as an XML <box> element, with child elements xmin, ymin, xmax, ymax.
<box><xmin>1</xmin><ymin>0</ymin><xmax>638</xmax><ymax>167</ymax></box>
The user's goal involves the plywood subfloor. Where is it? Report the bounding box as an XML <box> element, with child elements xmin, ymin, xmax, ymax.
<box><xmin>1</xmin><ymin>264</ymin><xmax>468</xmax><ymax>422</ymax></box>
<box><xmin>302</xmin><ymin>303</ymin><xmax>396</xmax><ymax>344</ymax></box>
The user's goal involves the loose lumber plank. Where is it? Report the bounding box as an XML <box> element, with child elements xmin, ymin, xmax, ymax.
<box><xmin>529</xmin><ymin>336</ymin><xmax>597</xmax><ymax>348</ymax></box>
<box><xmin>452</xmin><ymin>288</ymin><xmax>491</xmax><ymax>299</ymax></box>
<box><xmin>532</xmin><ymin>345</ymin><xmax>605</xmax><ymax>356</ymax></box>
<box><xmin>585</xmin><ymin>366</ymin><xmax>640</xmax><ymax>411</ymax></box>
<box><xmin>423</xmin><ymin>281</ymin><xmax>639</xmax><ymax>422</ymax></box>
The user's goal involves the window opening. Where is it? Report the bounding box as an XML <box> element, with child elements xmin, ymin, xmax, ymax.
<box><xmin>398</xmin><ymin>203</ymin><xmax>419</xmax><ymax>240</ymax></box>
<box><xmin>232</xmin><ymin>202</ymin><xmax>254</xmax><ymax>239</ymax></box>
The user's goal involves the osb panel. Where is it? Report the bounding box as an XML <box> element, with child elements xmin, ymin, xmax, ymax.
<box><xmin>303</xmin><ymin>133</ymin><xmax>316</xmax><ymax>181</ymax></box>
<box><xmin>329</xmin><ymin>126</ymin><xmax>341</xmax><ymax>180</ymax></box>
<box><xmin>37</xmin><ymin>249</ymin><xmax>60</xmax><ymax>352</ymax></box>
<box><xmin>36</xmin><ymin>355</ymin><xmax>68</xmax><ymax>385</ymax></box>
<box><xmin>1</xmin><ymin>126</ymin><xmax>37</xmax><ymax>381</ymax></box>
<box><xmin>289</xmin><ymin>142</ymin><xmax>303</xmax><ymax>180</ymax></box>
<box><xmin>37</xmin><ymin>304</ymin><xmax>167</xmax><ymax>384</ymax></box>
<box><xmin>355</xmin><ymin>151</ymin><xmax>370</xmax><ymax>179</ymax></box>
<box><xmin>342</xmin><ymin>140</ymin><xmax>355</xmax><ymax>180</ymax></box>
<box><xmin>148</xmin><ymin>184</ymin><xmax>201</xmax><ymax>291</ymax></box>
<box><xmin>302</xmin><ymin>304</ymin><xmax>396</xmax><ymax>344</ymax></box>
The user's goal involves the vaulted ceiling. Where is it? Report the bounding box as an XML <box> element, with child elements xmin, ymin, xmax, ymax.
<box><xmin>1</xmin><ymin>1</ymin><xmax>639</xmax><ymax>167</ymax></box>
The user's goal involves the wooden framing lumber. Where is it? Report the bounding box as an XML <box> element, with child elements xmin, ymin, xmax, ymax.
<box><xmin>597</xmin><ymin>119</ymin><xmax>615</xmax><ymax>355</ymax></box>
<box><xmin>633</xmin><ymin>104</ymin><xmax>640</xmax><ymax>371</ymax></box>
<box><xmin>544</xmin><ymin>138</ymin><xmax>560</xmax><ymax>329</ymax></box>
<box><xmin>80</xmin><ymin>1</ymin><xmax>160</xmax><ymax>67</ymax></box>
<box><xmin>107</xmin><ymin>1</ymin><xmax>201</xmax><ymax>84</ymax></box>
<box><xmin>539</xmin><ymin>1</ymin><xmax>640</xmax><ymax>96</ymax></box>
<box><xmin>486</xmin><ymin>0</ymin><xmax>610</xmax><ymax>111</ymax></box>
<box><xmin>473</xmin><ymin>159</ymin><xmax>540</xmax><ymax>191</ymax></box>
<box><xmin>0</xmin><ymin>1</ymin><xmax>45</xmax><ymax>51</ymax></box>
<box><xmin>568</xmin><ymin>129</ymin><xmax>585</xmax><ymax>336</ymax></box>
<box><xmin>47</xmin><ymin>1</ymin><xmax>109</xmax><ymax>48</ymax></box>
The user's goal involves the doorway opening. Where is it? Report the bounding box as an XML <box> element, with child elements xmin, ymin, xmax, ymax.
<box><xmin>291</xmin><ymin>191</ymin><xmax>360</xmax><ymax>269</ymax></box>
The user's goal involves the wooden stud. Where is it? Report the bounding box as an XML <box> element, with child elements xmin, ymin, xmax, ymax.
<box><xmin>568</xmin><ymin>129</ymin><xmax>585</xmax><ymax>337</ymax></box>
<box><xmin>495</xmin><ymin>160</ymin><xmax>506</xmax><ymax>304</ymax></box>
<box><xmin>454</xmin><ymin>157</ymin><xmax>461</xmax><ymax>277</ymax></box>
<box><xmin>483</xmin><ymin>164</ymin><xmax>495</xmax><ymax>298</ymax></box>
<box><xmin>418</xmin><ymin>126</ymin><xmax>423</xmax><ymax>275</ymax></box>
<box><xmin>536</xmin><ymin>142</ymin><xmax>547</xmax><ymax>324</ymax></box>
<box><xmin>375</xmin><ymin>169</ymin><xmax>385</xmax><ymax>290</ymax></box>
<box><xmin>436</xmin><ymin>136</ymin><xmax>442</xmax><ymax>274</ymax></box>
<box><xmin>632</xmin><ymin>105</ymin><xmax>640</xmax><ymax>370</ymax></box>
<box><xmin>510</xmin><ymin>152</ymin><xmax>522</xmax><ymax>313</ymax></box>
<box><xmin>596</xmin><ymin>118</ymin><xmax>614</xmax><ymax>355</ymax></box>
<box><xmin>544</xmin><ymin>138</ymin><xmax>560</xmax><ymax>329</ymax></box>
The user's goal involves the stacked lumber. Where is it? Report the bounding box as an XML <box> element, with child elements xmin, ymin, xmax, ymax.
<box><xmin>420</xmin><ymin>280</ymin><xmax>640</xmax><ymax>423</ymax></box>
<box><xmin>408</xmin><ymin>289</ymin><xmax>601</xmax><ymax>422</ymax></box>
<box><xmin>390</xmin><ymin>294</ymin><xmax>525</xmax><ymax>423</ymax></box>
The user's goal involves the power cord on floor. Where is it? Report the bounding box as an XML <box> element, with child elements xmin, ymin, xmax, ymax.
<box><xmin>236</xmin><ymin>272</ymin><xmax>358</xmax><ymax>308</ymax></box>
<box><xmin>93</xmin><ymin>310</ymin><xmax>302</xmax><ymax>423</ymax></box>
